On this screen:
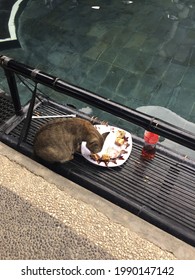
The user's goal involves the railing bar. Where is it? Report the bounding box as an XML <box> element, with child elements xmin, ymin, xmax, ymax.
<box><xmin>1</xmin><ymin>55</ymin><xmax>195</xmax><ymax>150</ymax></box>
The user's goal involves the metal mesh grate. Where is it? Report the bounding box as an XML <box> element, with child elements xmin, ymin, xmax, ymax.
<box><xmin>0</xmin><ymin>93</ymin><xmax>15</xmax><ymax>125</ymax></box>
<box><xmin>66</xmin><ymin>146</ymin><xmax>195</xmax><ymax>245</ymax></box>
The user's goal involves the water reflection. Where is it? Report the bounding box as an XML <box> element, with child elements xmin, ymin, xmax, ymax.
<box><xmin>44</xmin><ymin>0</ymin><xmax>79</xmax><ymax>9</ymax></box>
<box><xmin>122</xmin><ymin>0</ymin><xmax>133</xmax><ymax>4</ymax></box>
<box><xmin>159</xmin><ymin>0</ymin><xmax>192</xmax><ymax>58</ymax></box>
<box><xmin>167</xmin><ymin>0</ymin><xmax>191</xmax><ymax>21</ymax></box>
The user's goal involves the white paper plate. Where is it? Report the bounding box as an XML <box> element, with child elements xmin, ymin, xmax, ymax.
<box><xmin>81</xmin><ymin>125</ymin><xmax>132</xmax><ymax>167</ymax></box>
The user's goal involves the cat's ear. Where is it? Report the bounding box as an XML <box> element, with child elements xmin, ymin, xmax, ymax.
<box><xmin>102</xmin><ymin>132</ymin><xmax>110</xmax><ymax>142</ymax></box>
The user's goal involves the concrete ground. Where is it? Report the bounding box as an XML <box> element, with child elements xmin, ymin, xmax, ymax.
<box><xmin>0</xmin><ymin>141</ymin><xmax>195</xmax><ymax>260</ymax></box>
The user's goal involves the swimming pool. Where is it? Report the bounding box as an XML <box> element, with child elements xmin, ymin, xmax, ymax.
<box><xmin>0</xmin><ymin>0</ymin><xmax>195</xmax><ymax>158</ymax></box>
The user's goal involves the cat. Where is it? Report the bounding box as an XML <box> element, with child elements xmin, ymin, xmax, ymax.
<box><xmin>33</xmin><ymin>117</ymin><xmax>109</xmax><ymax>163</ymax></box>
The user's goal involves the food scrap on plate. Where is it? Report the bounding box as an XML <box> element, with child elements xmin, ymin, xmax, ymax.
<box><xmin>90</xmin><ymin>128</ymin><xmax>130</xmax><ymax>166</ymax></box>
<box><xmin>81</xmin><ymin>125</ymin><xmax>132</xmax><ymax>167</ymax></box>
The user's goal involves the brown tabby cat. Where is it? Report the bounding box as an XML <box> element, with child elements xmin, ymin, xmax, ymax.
<box><xmin>33</xmin><ymin>117</ymin><xmax>109</xmax><ymax>163</ymax></box>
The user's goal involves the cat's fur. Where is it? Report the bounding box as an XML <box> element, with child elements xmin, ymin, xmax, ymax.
<box><xmin>33</xmin><ymin>117</ymin><xmax>108</xmax><ymax>163</ymax></box>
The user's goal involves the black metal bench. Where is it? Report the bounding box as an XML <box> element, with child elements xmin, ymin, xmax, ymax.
<box><xmin>0</xmin><ymin>55</ymin><xmax>195</xmax><ymax>247</ymax></box>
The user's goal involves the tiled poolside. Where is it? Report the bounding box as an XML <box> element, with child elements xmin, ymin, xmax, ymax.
<box><xmin>0</xmin><ymin>0</ymin><xmax>195</xmax><ymax>157</ymax></box>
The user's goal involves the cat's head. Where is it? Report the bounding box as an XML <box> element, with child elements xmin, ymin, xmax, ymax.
<box><xmin>86</xmin><ymin>132</ymin><xmax>109</xmax><ymax>153</ymax></box>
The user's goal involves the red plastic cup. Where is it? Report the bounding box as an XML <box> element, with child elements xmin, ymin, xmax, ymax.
<box><xmin>141</xmin><ymin>131</ymin><xmax>159</xmax><ymax>159</ymax></box>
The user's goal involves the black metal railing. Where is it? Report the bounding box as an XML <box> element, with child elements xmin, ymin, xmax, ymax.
<box><xmin>0</xmin><ymin>54</ymin><xmax>195</xmax><ymax>150</ymax></box>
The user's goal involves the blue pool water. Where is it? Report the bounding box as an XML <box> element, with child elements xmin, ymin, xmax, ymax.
<box><xmin>0</xmin><ymin>0</ymin><xmax>195</xmax><ymax>157</ymax></box>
